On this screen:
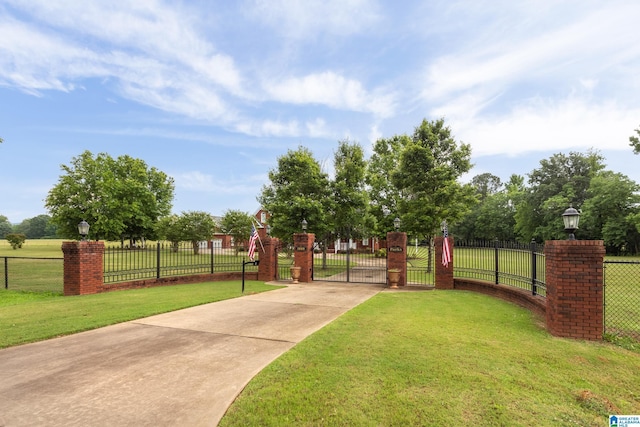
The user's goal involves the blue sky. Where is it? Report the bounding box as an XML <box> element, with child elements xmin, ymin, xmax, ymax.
<box><xmin>1</xmin><ymin>0</ymin><xmax>639</xmax><ymax>224</ymax></box>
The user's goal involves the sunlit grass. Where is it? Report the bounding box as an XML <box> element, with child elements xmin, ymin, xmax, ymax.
<box><xmin>221</xmin><ymin>291</ymin><xmax>640</xmax><ymax>426</ymax></box>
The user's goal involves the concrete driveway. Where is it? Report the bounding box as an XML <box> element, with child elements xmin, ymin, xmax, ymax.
<box><xmin>0</xmin><ymin>282</ymin><xmax>381</xmax><ymax>426</ymax></box>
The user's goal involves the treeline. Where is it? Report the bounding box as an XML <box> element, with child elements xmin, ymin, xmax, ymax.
<box><xmin>0</xmin><ymin>214</ymin><xmax>57</xmax><ymax>239</ymax></box>
<box><xmin>456</xmin><ymin>150</ymin><xmax>640</xmax><ymax>254</ymax></box>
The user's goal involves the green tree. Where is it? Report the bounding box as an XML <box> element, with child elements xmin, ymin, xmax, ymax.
<box><xmin>456</xmin><ymin>173</ymin><xmax>524</xmax><ymax>241</ymax></box>
<box><xmin>6</xmin><ymin>233</ymin><xmax>26</xmax><ymax>249</ymax></box>
<box><xmin>45</xmin><ymin>151</ymin><xmax>174</xmax><ymax>241</ymax></box>
<box><xmin>581</xmin><ymin>171</ymin><xmax>640</xmax><ymax>253</ymax></box>
<box><xmin>155</xmin><ymin>214</ymin><xmax>183</xmax><ymax>252</ymax></box>
<box><xmin>332</xmin><ymin>140</ymin><xmax>371</xmax><ymax>238</ymax></box>
<box><xmin>630</xmin><ymin>125</ymin><xmax>640</xmax><ymax>154</ymax></box>
<box><xmin>365</xmin><ymin>135</ymin><xmax>408</xmax><ymax>236</ymax></box>
<box><xmin>0</xmin><ymin>215</ymin><xmax>13</xmax><ymax>238</ymax></box>
<box><xmin>177</xmin><ymin>211</ymin><xmax>217</xmax><ymax>255</ymax></box>
<box><xmin>220</xmin><ymin>210</ymin><xmax>254</xmax><ymax>255</ymax></box>
<box><xmin>515</xmin><ymin>150</ymin><xmax>605</xmax><ymax>241</ymax></box>
<box><xmin>391</xmin><ymin>118</ymin><xmax>476</xmax><ymax>240</ymax></box>
<box><xmin>14</xmin><ymin>215</ymin><xmax>57</xmax><ymax>239</ymax></box>
<box><xmin>258</xmin><ymin>146</ymin><xmax>331</xmax><ymax>246</ymax></box>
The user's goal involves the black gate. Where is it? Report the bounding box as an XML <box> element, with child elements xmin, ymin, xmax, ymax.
<box><xmin>406</xmin><ymin>240</ymin><xmax>435</xmax><ymax>286</ymax></box>
<box><xmin>313</xmin><ymin>238</ymin><xmax>386</xmax><ymax>284</ymax></box>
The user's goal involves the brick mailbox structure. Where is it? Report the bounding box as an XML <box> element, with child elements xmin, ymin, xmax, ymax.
<box><xmin>293</xmin><ymin>232</ymin><xmax>315</xmax><ymax>283</ymax></box>
<box><xmin>544</xmin><ymin>240</ymin><xmax>605</xmax><ymax>340</ymax></box>
<box><xmin>386</xmin><ymin>231</ymin><xmax>407</xmax><ymax>287</ymax></box>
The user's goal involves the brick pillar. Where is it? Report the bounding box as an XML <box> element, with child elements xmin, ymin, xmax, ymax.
<box><xmin>435</xmin><ymin>236</ymin><xmax>454</xmax><ymax>289</ymax></box>
<box><xmin>258</xmin><ymin>237</ymin><xmax>279</xmax><ymax>282</ymax></box>
<box><xmin>62</xmin><ymin>241</ymin><xmax>105</xmax><ymax>296</ymax></box>
<box><xmin>544</xmin><ymin>240</ymin><xmax>605</xmax><ymax>340</ymax></box>
<box><xmin>386</xmin><ymin>231</ymin><xmax>407</xmax><ymax>287</ymax></box>
<box><xmin>293</xmin><ymin>233</ymin><xmax>314</xmax><ymax>283</ymax></box>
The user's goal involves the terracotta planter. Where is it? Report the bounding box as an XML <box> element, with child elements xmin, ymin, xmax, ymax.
<box><xmin>388</xmin><ymin>269</ymin><xmax>400</xmax><ymax>289</ymax></box>
<box><xmin>290</xmin><ymin>266</ymin><xmax>301</xmax><ymax>284</ymax></box>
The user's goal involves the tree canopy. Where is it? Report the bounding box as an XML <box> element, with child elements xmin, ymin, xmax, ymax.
<box><xmin>0</xmin><ymin>215</ymin><xmax>13</xmax><ymax>238</ymax></box>
<box><xmin>45</xmin><ymin>151</ymin><xmax>174</xmax><ymax>241</ymax></box>
<box><xmin>220</xmin><ymin>210</ymin><xmax>254</xmax><ymax>254</ymax></box>
<box><xmin>258</xmin><ymin>146</ymin><xmax>332</xmax><ymax>244</ymax></box>
<box><xmin>389</xmin><ymin>118</ymin><xmax>475</xmax><ymax>239</ymax></box>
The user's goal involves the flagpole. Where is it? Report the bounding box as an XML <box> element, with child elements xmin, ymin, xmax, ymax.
<box><xmin>252</xmin><ymin>217</ymin><xmax>265</xmax><ymax>253</ymax></box>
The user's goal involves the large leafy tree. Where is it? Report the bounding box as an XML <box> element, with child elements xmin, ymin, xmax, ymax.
<box><xmin>258</xmin><ymin>146</ymin><xmax>331</xmax><ymax>245</ymax></box>
<box><xmin>220</xmin><ymin>210</ymin><xmax>254</xmax><ymax>255</ymax></box>
<box><xmin>331</xmin><ymin>140</ymin><xmax>371</xmax><ymax>238</ymax></box>
<box><xmin>178</xmin><ymin>211</ymin><xmax>217</xmax><ymax>255</ymax></box>
<box><xmin>365</xmin><ymin>135</ymin><xmax>408</xmax><ymax>236</ymax></box>
<box><xmin>515</xmin><ymin>150</ymin><xmax>605</xmax><ymax>241</ymax></box>
<box><xmin>581</xmin><ymin>171</ymin><xmax>640</xmax><ymax>253</ymax></box>
<box><xmin>391</xmin><ymin>118</ymin><xmax>475</xmax><ymax>239</ymax></box>
<box><xmin>45</xmin><ymin>151</ymin><xmax>174</xmax><ymax>241</ymax></box>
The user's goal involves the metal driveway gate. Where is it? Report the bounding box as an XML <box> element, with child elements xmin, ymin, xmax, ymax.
<box><xmin>313</xmin><ymin>238</ymin><xmax>386</xmax><ymax>284</ymax></box>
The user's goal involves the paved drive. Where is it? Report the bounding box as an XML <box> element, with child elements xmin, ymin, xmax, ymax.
<box><xmin>0</xmin><ymin>282</ymin><xmax>382</xmax><ymax>426</ymax></box>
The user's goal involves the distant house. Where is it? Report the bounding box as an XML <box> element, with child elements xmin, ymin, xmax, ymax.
<box><xmin>210</xmin><ymin>209</ymin><xmax>270</xmax><ymax>249</ymax></box>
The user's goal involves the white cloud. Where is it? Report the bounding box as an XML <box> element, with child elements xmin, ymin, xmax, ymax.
<box><xmin>247</xmin><ymin>0</ymin><xmax>381</xmax><ymax>39</ymax></box>
<box><xmin>265</xmin><ymin>71</ymin><xmax>395</xmax><ymax>117</ymax></box>
<box><xmin>453</xmin><ymin>97</ymin><xmax>640</xmax><ymax>157</ymax></box>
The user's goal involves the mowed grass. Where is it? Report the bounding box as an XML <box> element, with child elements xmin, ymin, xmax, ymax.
<box><xmin>0</xmin><ymin>280</ymin><xmax>280</xmax><ymax>349</ymax></box>
<box><xmin>221</xmin><ymin>291</ymin><xmax>640</xmax><ymax>426</ymax></box>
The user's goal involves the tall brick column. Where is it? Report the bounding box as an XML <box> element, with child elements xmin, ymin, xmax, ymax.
<box><xmin>386</xmin><ymin>231</ymin><xmax>407</xmax><ymax>287</ymax></box>
<box><xmin>258</xmin><ymin>237</ymin><xmax>279</xmax><ymax>282</ymax></box>
<box><xmin>62</xmin><ymin>241</ymin><xmax>105</xmax><ymax>296</ymax></box>
<box><xmin>435</xmin><ymin>236</ymin><xmax>454</xmax><ymax>289</ymax></box>
<box><xmin>293</xmin><ymin>233</ymin><xmax>314</xmax><ymax>283</ymax></box>
<box><xmin>544</xmin><ymin>240</ymin><xmax>605</xmax><ymax>340</ymax></box>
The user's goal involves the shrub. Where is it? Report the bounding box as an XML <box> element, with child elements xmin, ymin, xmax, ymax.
<box><xmin>374</xmin><ymin>248</ymin><xmax>387</xmax><ymax>258</ymax></box>
<box><xmin>6</xmin><ymin>233</ymin><xmax>26</xmax><ymax>250</ymax></box>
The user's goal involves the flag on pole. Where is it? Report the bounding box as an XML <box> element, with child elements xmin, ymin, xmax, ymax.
<box><xmin>442</xmin><ymin>221</ymin><xmax>451</xmax><ymax>267</ymax></box>
<box><xmin>248</xmin><ymin>226</ymin><xmax>258</xmax><ymax>261</ymax></box>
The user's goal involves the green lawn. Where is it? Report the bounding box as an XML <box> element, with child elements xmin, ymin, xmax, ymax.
<box><xmin>221</xmin><ymin>290</ymin><xmax>640</xmax><ymax>426</ymax></box>
<box><xmin>0</xmin><ymin>280</ymin><xmax>280</xmax><ymax>348</ymax></box>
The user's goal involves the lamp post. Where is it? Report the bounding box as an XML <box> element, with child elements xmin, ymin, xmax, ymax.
<box><xmin>562</xmin><ymin>205</ymin><xmax>580</xmax><ymax>240</ymax></box>
<box><xmin>394</xmin><ymin>217</ymin><xmax>401</xmax><ymax>231</ymax></box>
<box><xmin>266</xmin><ymin>224</ymin><xmax>271</xmax><ymax>236</ymax></box>
<box><xmin>301</xmin><ymin>218</ymin><xmax>308</xmax><ymax>233</ymax></box>
<box><xmin>78</xmin><ymin>220</ymin><xmax>90</xmax><ymax>241</ymax></box>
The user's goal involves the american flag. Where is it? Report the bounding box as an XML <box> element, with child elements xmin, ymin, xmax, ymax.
<box><xmin>442</xmin><ymin>221</ymin><xmax>451</xmax><ymax>267</ymax></box>
<box><xmin>248</xmin><ymin>226</ymin><xmax>258</xmax><ymax>261</ymax></box>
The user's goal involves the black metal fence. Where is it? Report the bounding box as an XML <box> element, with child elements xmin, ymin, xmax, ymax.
<box><xmin>103</xmin><ymin>242</ymin><xmax>258</xmax><ymax>284</ymax></box>
<box><xmin>604</xmin><ymin>260</ymin><xmax>640</xmax><ymax>341</ymax></box>
<box><xmin>454</xmin><ymin>240</ymin><xmax>546</xmax><ymax>297</ymax></box>
<box><xmin>1</xmin><ymin>256</ymin><xmax>64</xmax><ymax>293</ymax></box>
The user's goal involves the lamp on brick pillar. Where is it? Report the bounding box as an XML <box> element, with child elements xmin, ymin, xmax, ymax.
<box><xmin>301</xmin><ymin>218</ymin><xmax>308</xmax><ymax>233</ymax></box>
<box><xmin>78</xmin><ymin>220</ymin><xmax>90</xmax><ymax>241</ymax></box>
<box><xmin>562</xmin><ymin>205</ymin><xmax>580</xmax><ymax>240</ymax></box>
<box><xmin>394</xmin><ymin>217</ymin><xmax>400</xmax><ymax>231</ymax></box>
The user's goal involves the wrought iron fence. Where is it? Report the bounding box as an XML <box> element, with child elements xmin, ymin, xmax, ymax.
<box><xmin>1</xmin><ymin>256</ymin><xmax>63</xmax><ymax>293</ymax></box>
<box><xmin>103</xmin><ymin>242</ymin><xmax>258</xmax><ymax>284</ymax></box>
<box><xmin>454</xmin><ymin>240</ymin><xmax>546</xmax><ymax>296</ymax></box>
<box><xmin>604</xmin><ymin>260</ymin><xmax>640</xmax><ymax>341</ymax></box>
